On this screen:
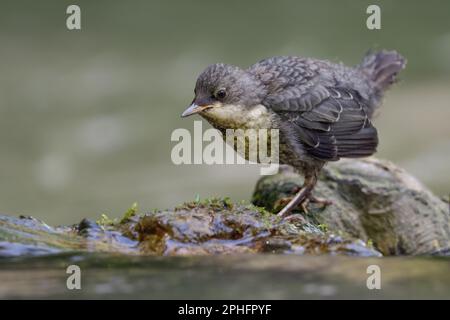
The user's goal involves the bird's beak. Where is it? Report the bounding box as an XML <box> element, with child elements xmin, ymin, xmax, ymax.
<box><xmin>181</xmin><ymin>103</ymin><xmax>211</xmax><ymax>118</ymax></box>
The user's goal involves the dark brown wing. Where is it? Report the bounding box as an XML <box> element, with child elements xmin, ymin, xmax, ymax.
<box><xmin>270</xmin><ymin>86</ymin><xmax>378</xmax><ymax>161</ymax></box>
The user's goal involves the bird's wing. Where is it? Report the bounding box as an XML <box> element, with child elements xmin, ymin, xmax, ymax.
<box><xmin>248</xmin><ymin>56</ymin><xmax>378</xmax><ymax>161</ymax></box>
<box><xmin>268</xmin><ymin>85</ymin><xmax>378</xmax><ymax>161</ymax></box>
<box><xmin>248</xmin><ymin>56</ymin><xmax>321</xmax><ymax>95</ymax></box>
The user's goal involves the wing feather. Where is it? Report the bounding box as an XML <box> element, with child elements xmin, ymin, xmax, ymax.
<box><xmin>274</xmin><ymin>87</ymin><xmax>378</xmax><ymax>161</ymax></box>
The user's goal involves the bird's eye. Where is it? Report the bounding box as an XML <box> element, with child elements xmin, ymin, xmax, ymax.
<box><xmin>216</xmin><ymin>89</ymin><xmax>226</xmax><ymax>100</ymax></box>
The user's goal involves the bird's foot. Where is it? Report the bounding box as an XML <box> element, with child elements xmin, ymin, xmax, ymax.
<box><xmin>309</xmin><ymin>196</ymin><xmax>333</xmax><ymax>206</ymax></box>
<box><xmin>274</xmin><ymin>196</ymin><xmax>307</xmax><ymax>214</ymax></box>
<box><xmin>275</xmin><ymin>192</ymin><xmax>332</xmax><ymax>219</ymax></box>
<box><xmin>276</xmin><ymin>186</ymin><xmax>310</xmax><ymax>218</ymax></box>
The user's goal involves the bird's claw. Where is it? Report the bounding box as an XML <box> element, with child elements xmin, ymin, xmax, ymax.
<box><xmin>309</xmin><ymin>196</ymin><xmax>333</xmax><ymax>206</ymax></box>
<box><xmin>300</xmin><ymin>199</ymin><xmax>310</xmax><ymax>213</ymax></box>
<box><xmin>276</xmin><ymin>193</ymin><xmax>332</xmax><ymax>218</ymax></box>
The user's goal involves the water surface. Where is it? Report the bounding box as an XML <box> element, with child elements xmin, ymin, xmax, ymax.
<box><xmin>1</xmin><ymin>253</ymin><xmax>449</xmax><ymax>299</ymax></box>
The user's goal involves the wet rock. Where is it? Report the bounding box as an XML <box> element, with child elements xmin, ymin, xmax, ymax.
<box><xmin>0</xmin><ymin>199</ymin><xmax>380</xmax><ymax>257</ymax></box>
<box><xmin>0</xmin><ymin>241</ymin><xmax>62</xmax><ymax>257</ymax></box>
<box><xmin>128</xmin><ymin>200</ymin><xmax>380</xmax><ymax>256</ymax></box>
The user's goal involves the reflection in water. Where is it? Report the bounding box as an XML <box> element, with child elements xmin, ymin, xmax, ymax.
<box><xmin>1</xmin><ymin>253</ymin><xmax>450</xmax><ymax>299</ymax></box>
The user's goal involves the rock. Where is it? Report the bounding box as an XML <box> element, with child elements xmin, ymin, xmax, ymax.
<box><xmin>0</xmin><ymin>199</ymin><xmax>380</xmax><ymax>257</ymax></box>
<box><xmin>128</xmin><ymin>200</ymin><xmax>379</xmax><ymax>256</ymax></box>
<box><xmin>0</xmin><ymin>158</ymin><xmax>448</xmax><ymax>258</ymax></box>
<box><xmin>252</xmin><ymin>158</ymin><xmax>450</xmax><ymax>255</ymax></box>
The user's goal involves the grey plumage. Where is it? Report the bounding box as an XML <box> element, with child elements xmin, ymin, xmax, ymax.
<box><xmin>184</xmin><ymin>50</ymin><xmax>406</xmax><ymax>216</ymax></box>
<box><xmin>247</xmin><ymin>52</ymin><xmax>405</xmax><ymax>163</ymax></box>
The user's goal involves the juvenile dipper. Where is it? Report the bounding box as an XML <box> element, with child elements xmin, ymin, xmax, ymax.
<box><xmin>182</xmin><ymin>51</ymin><xmax>406</xmax><ymax>217</ymax></box>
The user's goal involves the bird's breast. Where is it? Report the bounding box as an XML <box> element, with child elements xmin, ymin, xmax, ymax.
<box><xmin>201</xmin><ymin>104</ymin><xmax>279</xmax><ymax>163</ymax></box>
<box><xmin>202</xmin><ymin>104</ymin><xmax>275</xmax><ymax>130</ymax></box>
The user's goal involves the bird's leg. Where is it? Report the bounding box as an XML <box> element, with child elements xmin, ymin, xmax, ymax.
<box><xmin>277</xmin><ymin>175</ymin><xmax>317</xmax><ymax>218</ymax></box>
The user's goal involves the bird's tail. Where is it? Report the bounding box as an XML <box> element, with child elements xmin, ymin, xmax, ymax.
<box><xmin>359</xmin><ymin>50</ymin><xmax>406</xmax><ymax>93</ymax></box>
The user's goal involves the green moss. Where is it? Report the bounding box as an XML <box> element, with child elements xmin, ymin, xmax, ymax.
<box><xmin>176</xmin><ymin>196</ymin><xmax>236</xmax><ymax>212</ymax></box>
<box><xmin>245</xmin><ymin>203</ymin><xmax>271</xmax><ymax>216</ymax></box>
<box><xmin>96</xmin><ymin>202</ymin><xmax>139</xmax><ymax>226</ymax></box>
<box><xmin>96</xmin><ymin>213</ymin><xmax>117</xmax><ymax>226</ymax></box>
<box><xmin>317</xmin><ymin>223</ymin><xmax>329</xmax><ymax>233</ymax></box>
<box><xmin>222</xmin><ymin>197</ymin><xmax>234</xmax><ymax>209</ymax></box>
<box><xmin>120</xmin><ymin>202</ymin><xmax>138</xmax><ymax>224</ymax></box>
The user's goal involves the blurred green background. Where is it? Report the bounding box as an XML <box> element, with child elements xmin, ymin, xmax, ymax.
<box><xmin>0</xmin><ymin>0</ymin><xmax>449</xmax><ymax>225</ymax></box>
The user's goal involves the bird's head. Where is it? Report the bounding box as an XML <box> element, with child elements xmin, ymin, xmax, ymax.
<box><xmin>181</xmin><ymin>64</ymin><xmax>266</xmax><ymax>123</ymax></box>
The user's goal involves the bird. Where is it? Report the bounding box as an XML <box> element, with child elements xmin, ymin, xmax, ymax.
<box><xmin>181</xmin><ymin>50</ymin><xmax>406</xmax><ymax>217</ymax></box>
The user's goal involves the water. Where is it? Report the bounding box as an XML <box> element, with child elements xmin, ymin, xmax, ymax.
<box><xmin>1</xmin><ymin>253</ymin><xmax>449</xmax><ymax>299</ymax></box>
